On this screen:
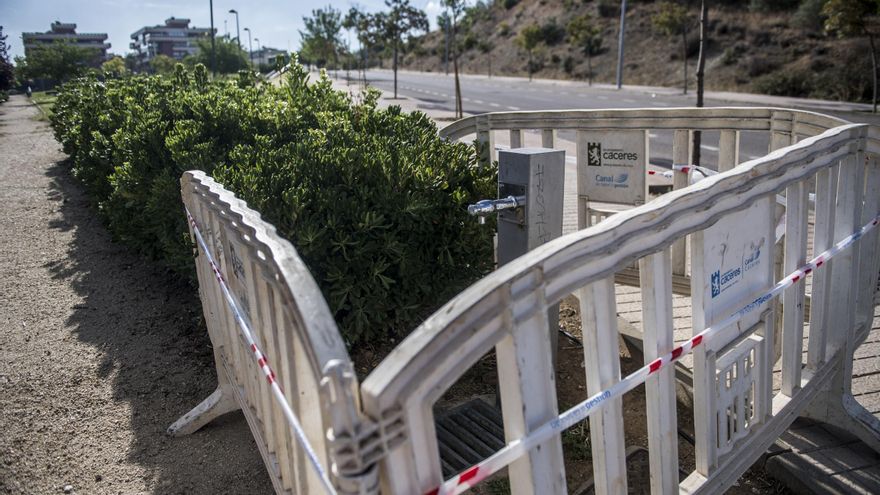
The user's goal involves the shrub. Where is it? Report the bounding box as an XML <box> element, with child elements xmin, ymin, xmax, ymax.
<box><xmin>50</xmin><ymin>62</ymin><xmax>495</xmax><ymax>348</ymax></box>
<box><xmin>503</xmin><ymin>0</ymin><xmax>519</xmax><ymax>9</ymax></box>
<box><xmin>598</xmin><ymin>0</ymin><xmax>618</xmax><ymax>18</ymax></box>
<box><xmin>752</xmin><ymin>69</ymin><xmax>814</xmax><ymax>98</ymax></box>
<box><xmin>540</xmin><ymin>19</ymin><xmax>567</xmax><ymax>45</ymax></box>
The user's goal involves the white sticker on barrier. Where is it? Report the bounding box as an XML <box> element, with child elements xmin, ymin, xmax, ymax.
<box><xmin>576</xmin><ymin>130</ymin><xmax>648</xmax><ymax>205</ymax></box>
<box><xmin>692</xmin><ymin>196</ymin><xmax>774</xmax><ymax>331</ymax></box>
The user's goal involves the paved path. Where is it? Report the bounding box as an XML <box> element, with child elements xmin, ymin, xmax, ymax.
<box><xmin>0</xmin><ymin>95</ymin><xmax>272</xmax><ymax>494</ymax></box>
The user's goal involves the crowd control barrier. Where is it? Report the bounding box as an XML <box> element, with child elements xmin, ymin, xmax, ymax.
<box><xmin>171</xmin><ymin>108</ymin><xmax>880</xmax><ymax>494</ymax></box>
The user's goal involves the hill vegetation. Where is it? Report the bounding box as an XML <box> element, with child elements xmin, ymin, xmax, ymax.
<box><xmin>398</xmin><ymin>0</ymin><xmax>877</xmax><ymax>105</ymax></box>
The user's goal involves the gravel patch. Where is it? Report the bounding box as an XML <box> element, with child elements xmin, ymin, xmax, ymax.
<box><xmin>0</xmin><ymin>95</ymin><xmax>272</xmax><ymax>495</ymax></box>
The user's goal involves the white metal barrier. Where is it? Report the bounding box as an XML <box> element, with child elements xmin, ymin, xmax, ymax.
<box><xmin>172</xmin><ymin>108</ymin><xmax>880</xmax><ymax>495</ymax></box>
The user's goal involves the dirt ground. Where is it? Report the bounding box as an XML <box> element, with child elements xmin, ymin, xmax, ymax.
<box><xmin>0</xmin><ymin>95</ymin><xmax>272</xmax><ymax>494</ymax></box>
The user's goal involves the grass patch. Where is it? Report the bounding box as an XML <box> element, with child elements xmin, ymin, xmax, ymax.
<box><xmin>31</xmin><ymin>91</ymin><xmax>57</xmax><ymax>119</ymax></box>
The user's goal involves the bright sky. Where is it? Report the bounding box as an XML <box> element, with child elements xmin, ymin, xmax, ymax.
<box><xmin>0</xmin><ymin>0</ymin><xmax>446</xmax><ymax>60</ymax></box>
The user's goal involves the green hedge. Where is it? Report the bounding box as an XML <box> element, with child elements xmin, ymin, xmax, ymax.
<box><xmin>51</xmin><ymin>63</ymin><xmax>496</xmax><ymax>347</ymax></box>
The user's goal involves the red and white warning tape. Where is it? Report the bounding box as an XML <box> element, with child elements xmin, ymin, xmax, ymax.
<box><xmin>429</xmin><ymin>212</ymin><xmax>880</xmax><ymax>495</ymax></box>
<box><xmin>185</xmin><ymin>208</ymin><xmax>337</xmax><ymax>495</ymax></box>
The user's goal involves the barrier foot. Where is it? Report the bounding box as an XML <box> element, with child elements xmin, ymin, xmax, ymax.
<box><xmin>167</xmin><ymin>384</ymin><xmax>240</xmax><ymax>437</ymax></box>
<box><xmin>804</xmin><ymin>382</ymin><xmax>880</xmax><ymax>453</ymax></box>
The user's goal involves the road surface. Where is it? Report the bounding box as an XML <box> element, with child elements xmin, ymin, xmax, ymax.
<box><xmin>350</xmin><ymin>69</ymin><xmax>877</xmax><ymax>170</ymax></box>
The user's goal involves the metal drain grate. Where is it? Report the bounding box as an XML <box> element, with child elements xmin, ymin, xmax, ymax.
<box><xmin>435</xmin><ymin>398</ymin><xmax>505</xmax><ymax>477</ymax></box>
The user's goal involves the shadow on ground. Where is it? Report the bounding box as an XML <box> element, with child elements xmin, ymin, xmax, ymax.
<box><xmin>43</xmin><ymin>160</ymin><xmax>273</xmax><ymax>494</ymax></box>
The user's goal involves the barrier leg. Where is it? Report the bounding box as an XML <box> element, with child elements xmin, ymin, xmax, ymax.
<box><xmin>167</xmin><ymin>353</ymin><xmax>240</xmax><ymax>436</ymax></box>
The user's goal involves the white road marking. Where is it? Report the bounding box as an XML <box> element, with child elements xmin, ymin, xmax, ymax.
<box><xmin>474</xmin><ymin>99</ymin><xmax>484</xmax><ymax>104</ymax></box>
<box><xmin>701</xmin><ymin>144</ymin><xmax>720</xmax><ymax>152</ymax></box>
<box><xmin>622</xmin><ymin>98</ymin><xmax>637</xmax><ymax>104</ymax></box>
<box><xmin>507</xmin><ymin>106</ymin><xmax>521</xmax><ymax>111</ymax></box>
<box><xmin>597</xmin><ymin>95</ymin><xmax>608</xmax><ymax>100</ymax></box>
<box><xmin>490</xmin><ymin>102</ymin><xmax>501</xmax><ymax>107</ymax></box>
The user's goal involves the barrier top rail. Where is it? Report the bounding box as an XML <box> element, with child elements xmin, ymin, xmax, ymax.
<box><xmin>182</xmin><ymin>171</ymin><xmax>351</xmax><ymax>372</ymax></box>
<box><xmin>439</xmin><ymin>107</ymin><xmax>849</xmax><ymax>141</ymax></box>
<box><xmin>361</xmin><ymin>121</ymin><xmax>878</xmax><ymax>493</ymax></box>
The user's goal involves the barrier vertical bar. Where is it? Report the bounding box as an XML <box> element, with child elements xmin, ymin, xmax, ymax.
<box><xmin>671</xmin><ymin>130</ymin><xmax>690</xmax><ymax>276</ymax></box>
<box><xmin>579</xmin><ymin>277</ymin><xmax>627</xmax><ymax>494</ymax></box>
<box><xmin>510</xmin><ymin>129</ymin><xmax>523</xmax><ymax>149</ymax></box>
<box><xmin>718</xmin><ymin>130</ymin><xmax>739</xmax><ymax>172</ymax></box>
<box><xmin>781</xmin><ymin>180</ymin><xmax>808</xmax><ymax>396</ymax></box>
<box><xmin>856</xmin><ymin>155</ymin><xmax>880</xmax><ymax>331</ymax></box>
<box><xmin>541</xmin><ymin>129</ymin><xmax>555</xmax><ymax>148</ymax></box>
<box><xmin>496</xmin><ymin>282</ymin><xmax>567</xmax><ymax>495</ymax></box>
<box><xmin>828</xmin><ymin>154</ymin><xmax>861</xmax><ymax>356</ymax></box>
<box><xmin>807</xmin><ymin>165</ymin><xmax>838</xmax><ymax>370</ymax></box>
<box><xmin>639</xmin><ymin>250</ymin><xmax>679</xmax><ymax>494</ymax></box>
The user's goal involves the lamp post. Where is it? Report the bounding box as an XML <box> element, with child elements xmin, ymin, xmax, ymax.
<box><xmin>254</xmin><ymin>38</ymin><xmax>261</xmax><ymax>67</ymax></box>
<box><xmin>243</xmin><ymin>27</ymin><xmax>253</xmax><ymax>67</ymax></box>
<box><xmin>228</xmin><ymin>9</ymin><xmax>240</xmax><ymax>49</ymax></box>
<box><xmin>209</xmin><ymin>0</ymin><xmax>216</xmax><ymax>77</ymax></box>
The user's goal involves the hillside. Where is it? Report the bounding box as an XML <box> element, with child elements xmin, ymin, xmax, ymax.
<box><xmin>400</xmin><ymin>0</ymin><xmax>873</xmax><ymax>104</ymax></box>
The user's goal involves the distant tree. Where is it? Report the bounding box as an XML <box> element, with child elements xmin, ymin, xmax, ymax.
<box><xmin>124</xmin><ymin>53</ymin><xmax>139</xmax><ymax>73</ymax></box>
<box><xmin>191</xmin><ymin>37</ymin><xmax>249</xmax><ymax>74</ymax></box>
<box><xmin>299</xmin><ymin>6</ymin><xmax>343</xmax><ymax>69</ymax></box>
<box><xmin>0</xmin><ymin>26</ymin><xmax>13</xmax><ymax>91</ymax></box>
<box><xmin>344</xmin><ymin>6</ymin><xmax>374</xmax><ymax>84</ymax></box>
<box><xmin>149</xmin><ymin>54</ymin><xmax>178</xmax><ymax>75</ymax></box>
<box><xmin>824</xmin><ymin>0</ymin><xmax>880</xmax><ymax>113</ymax></box>
<box><xmin>516</xmin><ymin>24</ymin><xmax>543</xmax><ymax>81</ymax></box>
<box><xmin>653</xmin><ymin>1</ymin><xmax>691</xmax><ymax>94</ymax></box>
<box><xmin>567</xmin><ymin>14</ymin><xmax>603</xmax><ymax>86</ymax></box>
<box><xmin>375</xmin><ymin>0</ymin><xmax>428</xmax><ymax>98</ymax></box>
<box><xmin>14</xmin><ymin>41</ymin><xmax>97</xmax><ymax>86</ymax></box>
<box><xmin>101</xmin><ymin>56</ymin><xmax>128</xmax><ymax>78</ymax></box>
<box><xmin>444</xmin><ymin>0</ymin><xmax>466</xmax><ymax>118</ymax></box>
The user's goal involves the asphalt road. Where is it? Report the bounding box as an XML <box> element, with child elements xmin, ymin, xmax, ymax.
<box><xmin>354</xmin><ymin>69</ymin><xmax>877</xmax><ymax>170</ymax></box>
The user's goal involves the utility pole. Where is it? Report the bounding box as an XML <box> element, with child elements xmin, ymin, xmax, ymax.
<box><xmin>693</xmin><ymin>0</ymin><xmax>708</xmax><ymax>167</ymax></box>
<box><xmin>616</xmin><ymin>0</ymin><xmax>627</xmax><ymax>89</ymax></box>
<box><xmin>209</xmin><ymin>0</ymin><xmax>216</xmax><ymax>77</ymax></box>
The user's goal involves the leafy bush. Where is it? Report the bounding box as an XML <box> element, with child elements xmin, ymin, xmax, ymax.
<box><xmin>540</xmin><ymin>19</ymin><xmax>567</xmax><ymax>45</ymax></box>
<box><xmin>50</xmin><ymin>62</ymin><xmax>495</xmax><ymax>347</ymax></box>
<box><xmin>752</xmin><ymin>69</ymin><xmax>814</xmax><ymax>98</ymax></box>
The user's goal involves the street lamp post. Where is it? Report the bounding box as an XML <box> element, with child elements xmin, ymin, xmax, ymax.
<box><xmin>243</xmin><ymin>27</ymin><xmax>253</xmax><ymax>67</ymax></box>
<box><xmin>209</xmin><ymin>0</ymin><xmax>216</xmax><ymax>77</ymax></box>
<box><xmin>228</xmin><ymin>9</ymin><xmax>240</xmax><ymax>49</ymax></box>
<box><xmin>254</xmin><ymin>38</ymin><xmax>261</xmax><ymax>68</ymax></box>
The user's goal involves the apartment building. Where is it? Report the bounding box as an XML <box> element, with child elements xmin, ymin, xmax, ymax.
<box><xmin>130</xmin><ymin>17</ymin><xmax>214</xmax><ymax>64</ymax></box>
<box><xmin>22</xmin><ymin>21</ymin><xmax>111</xmax><ymax>62</ymax></box>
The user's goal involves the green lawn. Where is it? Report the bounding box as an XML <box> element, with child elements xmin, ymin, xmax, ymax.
<box><xmin>31</xmin><ymin>91</ymin><xmax>57</xmax><ymax>119</ymax></box>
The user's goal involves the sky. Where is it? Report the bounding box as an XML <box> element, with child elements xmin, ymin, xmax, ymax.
<box><xmin>0</xmin><ymin>0</ymin><xmax>446</xmax><ymax>60</ymax></box>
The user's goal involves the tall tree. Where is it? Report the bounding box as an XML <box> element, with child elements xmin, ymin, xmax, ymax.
<box><xmin>101</xmin><ymin>56</ymin><xmax>128</xmax><ymax>78</ymax></box>
<box><xmin>444</xmin><ymin>0</ymin><xmax>466</xmax><ymax>118</ymax></box>
<box><xmin>14</xmin><ymin>41</ymin><xmax>97</xmax><ymax>87</ymax></box>
<box><xmin>344</xmin><ymin>6</ymin><xmax>376</xmax><ymax>85</ymax></box>
<box><xmin>377</xmin><ymin>0</ymin><xmax>428</xmax><ymax>98</ymax></box>
<box><xmin>567</xmin><ymin>14</ymin><xmax>603</xmax><ymax>86</ymax></box>
<box><xmin>191</xmin><ymin>37</ymin><xmax>249</xmax><ymax>73</ymax></box>
<box><xmin>653</xmin><ymin>1</ymin><xmax>691</xmax><ymax>94</ymax></box>
<box><xmin>0</xmin><ymin>26</ymin><xmax>14</xmax><ymax>91</ymax></box>
<box><xmin>516</xmin><ymin>24</ymin><xmax>543</xmax><ymax>82</ymax></box>
<box><xmin>823</xmin><ymin>0</ymin><xmax>880</xmax><ymax>113</ymax></box>
<box><xmin>300</xmin><ymin>6</ymin><xmax>344</xmax><ymax>69</ymax></box>
<box><xmin>693</xmin><ymin>1</ymin><xmax>708</xmax><ymax>166</ymax></box>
